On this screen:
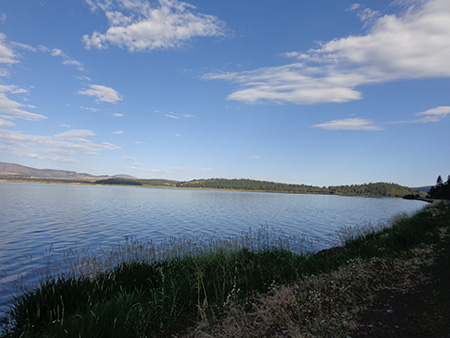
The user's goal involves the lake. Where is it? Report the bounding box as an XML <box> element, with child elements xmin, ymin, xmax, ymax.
<box><xmin>0</xmin><ymin>182</ymin><xmax>427</xmax><ymax>320</ymax></box>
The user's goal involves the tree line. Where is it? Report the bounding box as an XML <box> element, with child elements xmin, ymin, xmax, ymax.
<box><xmin>176</xmin><ymin>179</ymin><xmax>425</xmax><ymax>197</ymax></box>
<box><xmin>428</xmin><ymin>175</ymin><xmax>450</xmax><ymax>199</ymax></box>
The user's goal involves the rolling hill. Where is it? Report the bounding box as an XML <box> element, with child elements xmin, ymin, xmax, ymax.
<box><xmin>0</xmin><ymin>162</ymin><xmax>127</xmax><ymax>182</ymax></box>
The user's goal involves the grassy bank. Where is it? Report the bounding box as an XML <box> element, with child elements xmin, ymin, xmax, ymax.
<box><xmin>2</xmin><ymin>202</ymin><xmax>449</xmax><ymax>337</ymax></box>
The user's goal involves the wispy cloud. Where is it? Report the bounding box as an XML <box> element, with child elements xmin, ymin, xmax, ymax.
<box><xmin>0</xmin><ymin>33</ymin><xmax>18</xmax><ymax>66</ymax></box>
<box><xmin>205</xmin><ymin>0</ymin><xmax>450</xmax><ymax>105</ymax></box>
<box><xmin>54</xmin><ymin>129</ymin><xmax>96</xmax><ymax>139</ymax></box>
<box><xmin>347</xmin><ymin>3</ymin><xmax>381</xmax><ymax>28</ymax></box>
<box><xmin>83</xmin><ymin>0</ymin><xmax>226</xmax><ymax>52</ymax></box>
<box><xmin>0</xmin><ymin>128</ymin><xmax>120</xmax><ymax>163</ymax></box>
<box><xmin>11</xmin><ymin>41</ymin><xmax>36</xmax><ymax>52</ymax></box>
<box><xmin>313</xmin><ymin>118</ymin><xmax>382</xmax><ymax>131</ymax></box>
<box><xmin>315</xmin><ymin>105</ymin><xmax>450</xmax><ymax>131</ymax></box>
<box><xmin>63</xmin><ymin>59</ymin><xmax>84</xmax><ymax>70</ymax></box>
<box><xmin>414</xmin><ymin>106</ymin><xmax>450</xmax><ymax>123</ymax></box>
<box><xmin>390</xmin><ymin>106</ymin><xmax>450</xmax><ymax>124</ymax></box>
<box><xmin>0</xmin><ymin>85</ymin><xmax>46</xmax><ymax>120</ymax></box>
<box><xmin>164</xmin><ymin>113</ymin><xmax>180</xmax><ymax>119</ymax></box>
<box><xmin>78</xmin><ymin>84</ymin><xmax>122</xmax><ymax>104</ymax></box>
<box><xmin>112</xmin><ymin>130</ymin><xmax>123</xmax><ymax>134</ymax></box>
<box><xmin>40</xmin><ymin>46</ymin><xmax>86</xmax><ymax>71</ymax></box>
<box><xmin>0</xmin><ymin>118</ymin><xmax>15</xmax><ymax>127</ymax></box>
<box><xmin>163</xmin><ymin>111</ymin><xmax>195</xmax><ymax>119</ymax></box>
<box><xmin>249</xmin><ymin>155</ymin><xmax>262</xmax><ymax>159</ymax></box>
<box><xmin>80</xmin><ymin>106</ymin><xmax>100</xmax><ymax>112</ymax></box>
<box><xmin>76</xmin><ymin>75</ymin><xmax>92</xmax><ymax>82</ymax></box>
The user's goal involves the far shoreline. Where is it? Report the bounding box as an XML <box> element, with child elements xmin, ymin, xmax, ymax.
<box><xmin>0</xmin><ymin>177</ymin><xmax>431</xmax><ymax>200</ymax></box>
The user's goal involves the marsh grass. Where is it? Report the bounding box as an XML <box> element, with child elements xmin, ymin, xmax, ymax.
<box><xmin>2</xmin><ymin>203</ymin><xmax>448</xmax><ymax>337</ymax></box>
<box><xmin>185</xmin><ymin>202</ymin><xmax>450</xmax><ymax>337</ymax></box>
<box><xmin>1</xmin><ymin>226</ymin><xmax>315</xmax><ymax>337</ymax></box>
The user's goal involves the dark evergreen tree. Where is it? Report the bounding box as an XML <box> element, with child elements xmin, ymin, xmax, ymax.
<box><xmin>428</xmin><ymin>174</ymin><xmax>450</xmax><ymax>199</ymax></box>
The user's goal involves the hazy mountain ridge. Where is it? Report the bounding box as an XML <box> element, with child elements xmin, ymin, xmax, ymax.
<box><xmin>0</xmin><ymin>162</ymin><xmax>134</xmax><ymax>182</ymax></box>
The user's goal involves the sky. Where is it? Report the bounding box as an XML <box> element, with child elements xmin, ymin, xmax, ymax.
<box><xmin>0</xmin><ymin>0</ymin><xmax>449</xmax><ymax>187</ymax></box>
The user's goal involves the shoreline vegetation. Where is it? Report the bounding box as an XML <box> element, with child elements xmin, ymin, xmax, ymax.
<box><xmin>0</xmin><ymin>176</ymin><xmax>427</xmax><ymax>199</ymax></box>
<box><xmin>2</xmin><ymin>201</ymin><xmax>450</xmax><ymax>337</ymax></box>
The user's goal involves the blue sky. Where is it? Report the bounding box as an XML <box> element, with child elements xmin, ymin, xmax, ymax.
<box><xmin>0</xmin><ymin>0</ymin><xmax>449</xmax><ymax>187</ymax></box>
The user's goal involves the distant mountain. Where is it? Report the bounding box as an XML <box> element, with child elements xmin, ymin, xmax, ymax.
<box><xmin>0</xmin><ymin>162</ymin><xmax>134</xmax><ymax>182</ymax></box>
<box><xmin>112</xmin><ymin>174</ymin><xmax>138</xmax><ymax>179</ymax></box>
<box><xmin>414</xmin><ymin>186</ymin><xmax>432</xmax><ymax>193</ymax></box>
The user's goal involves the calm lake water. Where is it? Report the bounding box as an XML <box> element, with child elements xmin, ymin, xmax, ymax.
<box><xmin>0</xmin><ymin>182</ymin><xmax>427</xmax><ymax>320</ymax></box>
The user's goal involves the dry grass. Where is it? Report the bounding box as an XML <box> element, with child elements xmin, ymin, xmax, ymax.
<box><xmin>185</xmin><ymin>244</ymin><xmax>436</xmax><ymax>338</ymax></box>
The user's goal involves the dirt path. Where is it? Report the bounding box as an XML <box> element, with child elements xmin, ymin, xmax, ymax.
<box><xmin>356</xmin><ymin>214</ymin><xmax>450</xmax><ymax>337</ymax></box>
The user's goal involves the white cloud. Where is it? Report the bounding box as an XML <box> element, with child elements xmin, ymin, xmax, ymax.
<box><xmin>347</xmin><ymin>4</ymin><xmax>381</xmax><ymax>27</ymax></box>
<box><xmin>40</xmin><ymin>46</ymin><xmax>86</xmax><ymax>71</ymax></box>
<box><xmin>0</xmin><ymin>68</ymin><xmax>10</xmax><ymax>77</ymax></box>
<box><xmin>313</xmin><ymin>118</ymin><xmax>382</xmax><ymax>131</ymax></box>
<box><xmin>164</xmin><ymin>113</ymin><xmax>180</xmax><ymax>119</ymax></box>
<box><xmin>11</xmin><ymin>41</ymin><xmax>36</xmax><ymax>52</ymax></box>
<box><xmin>123</xmin><ymin>156</ymin><xmax>137</xmax><ymax>161</ymax></box>
<box><xmin>83</xmin><ymin>0</ymin><xmax>226</xmax><ymax>52</ymax></box>
<box><xmin>112</xmin><ymin>113</ymin><xmax>124</xmax><ymax>117</ymax></box>
<box><xmin>78</xmin><ymin>84</ymin><xmax>122</xmax><ymax>103</ymax></box>
<box><xmin>50</xmin><ymin>48</ymin><xmax>63</xmax><ymax>56</ymax></box>
<box><xmin>76</xmin><ymin>75</ymin><xmax>92</xmax><ymax>82</ymax></box>
<box><xmin>0</xmin><ymin>128</ymin><xmax>120</xmax><ymax>163</ymax></box>
<box><xmin>63</xmin><ymin>59</ymin><xmax>85</xmax><ymax>71</ymax></box>
<box><xmin>415</xmin><ymin>106</ymin><xmax>450</xmax><ymax>122</ymax></box>
<box><xmin>112</xmin><ymin>130</ymin><xmax>123</xmax><ymax>134</ymax></box>
<box><xmin>347</xmin><ymin>3</ymin><xmax>361</xmax><ymax>12</ymax></box>
<box><xmin>55</xmin><ymin>129</ymin><xmax>96</xmax><ymax>139</ymax></box>
<box><xmin>0</xmin><ymin>85</ymin><xmax>46</xmax><ymax>120</ymax></box>
<box><xmin>250</xmin><ymin>156</ymin><xmax>262</xmax><ymax>159</ymax></box>
<box><xmin>0</xmin><ymin>118</ymin><xmax>15</xmax><ymax>127</ymax></box>
<box><xmin>0</xmin><ymin>33</ymin><xmax>18</xmax><ymax>64</ymax></box>
<box><xmin>206</xmin><ymin>0</ymin><xmax>450</xmax><ymax>105</ymax></box>
<box><xmin>392</xmin><ymin>105</ymin><xmax>450</xmax><ymax>123</ymax></box>
<box><xmin>162</xmin><ymin>111</ymin><xmax>194</xmax><ymax>119</ymax></box>
<box><xmin>80</xmin><ymin>106</ymin><xmax>100</xmax><ymax>112</ymax></box>
<box><xmin>321</xmin><ymin>106</ymin><xmax>450</xmax><ymax>130</ymax></box>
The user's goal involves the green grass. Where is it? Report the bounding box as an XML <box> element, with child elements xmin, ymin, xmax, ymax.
<box><xmin>2</xmin><ymin>202</ymin><xmax>449</xmax><ymax>337</ymax></box>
